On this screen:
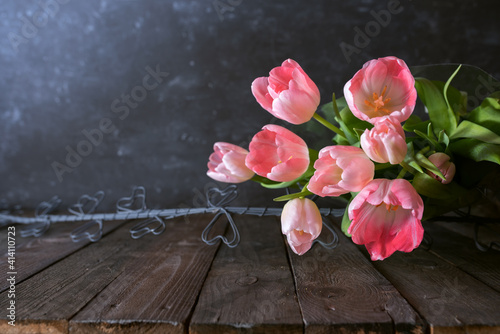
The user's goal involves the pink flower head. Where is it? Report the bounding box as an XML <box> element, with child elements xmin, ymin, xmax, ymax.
<box><xmin>348</xmin><ymin>179</ymin><xmax>424</xmax><ymax>261</ymax></box>
<box><xmin>360</xmin><ymin>119</ymin><xmax>408</xmax><ymax>164</ymax></box>
<box><xmin>307</xmin><ymin>146</ymin><xmax>374</xmax><ymax>197</ymax></box>
<box><xmin>207</xmin><ymin>142</ymin><xmax>255</xmax><ymax>183</ymax></box>
<box><xmin>245</xmin><ymin>124</ymin><xmax>309</xmax><ymax>182</ymax></box>
<box><xmin>427</xmin><ymin>153</ymin><xmax>456</xmax><ymax>184</ymax></box>
<box><xmin>252</xmin><ymin>59</ymin><xmax>320</xmax><ymax>125</ymax></box>
<box><xmin>344</xmin><ymin>56</ymin><xmax>417</xmax><ymax>124</ymax></box>
<box><xmin>281</xmin><ymin>198</ymin><xmax>322</xmax><ymax>255</ymax></box>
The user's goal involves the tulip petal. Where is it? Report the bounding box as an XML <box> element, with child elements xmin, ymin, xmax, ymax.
<box><xmin>251</xmin><ymin>77</ymin><xmax>274</xmax><ymax>113</ymax></box>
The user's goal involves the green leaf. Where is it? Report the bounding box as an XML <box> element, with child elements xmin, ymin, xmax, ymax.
<box><xmin>415</xmin><ymin>77</ymin><xmax>457</xmax><ymax>135</ymax></box>
<box><xmin>449</xmin><ymin>139</ymin><xmax>500</xmax><ymax>165</ymax></box>
<box><xmin>334</xmin><ymin>107</ymin><xmax>359</xmax><ymax>145</ymax></box>
<box><xmin>438</xmin><ymin>130</ymin><xmax>450</xmax><ymax>148</ymax></box>
<box><xmin>336</xmin><ymin>106</ymin><xmax>372</xmax><ymax>145</ymax></box>
<box><xmin>334</xmin><ymin>96</ymin><xmax>348</xmax><ymax>110</ymax></box>
<box><xmin>450</xmin><ymin>120</ymin><xmax>500</xmax><ymax>144</ymax></box>
<box><xmin>414</xmin><ymin>150</ymin><xmax>446</xmax><ymax>180</ymax></box>
<box><xmin>411</xmin><ymin>64</ymin><xmax>500</xmax><ymax>115</ymax></box>
<box><xmin>341</xmin><ymin>208</ymin><xmax>352</xmax><ymax>237</ymax></box>
<box><xmin>414</xmin><ymin>129</ymin><xmax>441</xmax><ymax>150</ymax></box>
<box><xmin>260</xmin><ymin>179</ymin><xmax>302</xmax><ymax>189</ymax></box>
<box><xmin>443</xmin><ymin>65</ymin><xmax>462</xmax><ymax>115</ymax></box>
<box><xmin>467</xmin><ymin>94</ymin><xmax>500</xmax><ymax>135</ymax></box>
<box><xmin>412</xmin><ymin>173</ymin><xmax>467</xmax><ymax>200</ymax></box>
<box><xmin>403</xmin><ymin>114</ymin><xmax>430</xmax><ymax>133</ymax></box>
<box><xmin>273</xmin><ymin>189</ymin><xmax>314</xmax><ymax>202</ymax></box>
<box><xmin>403</xmin><ymin>142</ymin><xmax>424</xmax><ymax>174</ymax></box>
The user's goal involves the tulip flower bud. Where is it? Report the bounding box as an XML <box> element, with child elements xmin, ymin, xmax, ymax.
<box><xmin>308</xmin><ymin>146</ymin><xmax>374</xmax><ymax>197</ymax></box>
<box><xmin>427</xmin><ymin>153</ymin><xmax>456</xmax><ymax>184</ymax></box>
<box><xmin>281</xmin><ymin>198</ymin><xmax>322</xmax><ymax>255</ymax></box>
<box><xmin>360</xmin><ymin>120</ymin><xmax>407</xmax><ymax>164</ymax></box>
<box><xmin>245</xmin><ymin>124</ymin><xmax>309</xmax><ymax>182</ymax></box>
<box><xmin>207</xmin><ymin>142</ymin><xmax>254</xmax><ymax>183</ymax></box>
<box><xmin>252</xmin><ymin>59</ymin><xmax>320</xmax><ymax>125</ymax></box>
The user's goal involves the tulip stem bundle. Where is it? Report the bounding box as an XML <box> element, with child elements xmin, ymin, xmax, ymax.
<box><xmin>207</xmin><ymin>57</ymin><xmax>500</xmax><ymax>261</ymax></box>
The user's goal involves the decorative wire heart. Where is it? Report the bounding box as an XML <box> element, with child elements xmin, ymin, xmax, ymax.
<box><xmin>21</xmin><ymin>196</ymin><xmax>61</xmax><ymax>238</ymax></box>
<box><xmin>311</xmin><ymin>217</ymin><xmax>339</xmax><ymax>250</ymax></box>
<box><xmin>116</xmin><ymin>186</ymin><xmax>147</xmax><ymax>212</ymax></box>
<box><xmin>201</xmin><ymin>209</ymin><xmax>240</xmax><ymax>248</ymax></box>
<box><xmin>68</xmin><ymin>191</ymin><xmax>105</xmax><ymax>216</ymax></box>
<box><xmin>20</xmin><ymin>220</ymin><xmax>51</xmax><ymax>238</ymax></box>
<box><xmin>206</xmin><ymin>185</ymin><xmax>238</xmax><ymax>208</ymax></box>
<box><xmin>70</xmin><ymin>220</ymin><xmax>103</xmax><ymax>242</ymax></box>
<box><xmin>35</xmin><ymin>196</ymin><xmax>61</xmax><ymax>217</ymax></box>
<box><xmin>129</xmin><ymin>216</ymin><xmax>166</xmax><ymax>239</ymax></box>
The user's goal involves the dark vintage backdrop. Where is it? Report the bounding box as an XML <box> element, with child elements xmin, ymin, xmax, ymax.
<box><xmin>1</xmin><ymin>0</ymin><xmax>499</xmax><ymax>210</ymax></box>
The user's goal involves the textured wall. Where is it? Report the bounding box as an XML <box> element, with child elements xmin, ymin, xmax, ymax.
<box><xmin>1</xmin><ymin>0</ymin><xmax>499</xmax><ymax>210</ymax></box>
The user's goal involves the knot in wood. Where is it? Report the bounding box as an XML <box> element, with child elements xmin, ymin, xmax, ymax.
<box><xmin>235</xmin><ymin>276</ymin><xmax>258</xmax><ymax>286</ymax></box>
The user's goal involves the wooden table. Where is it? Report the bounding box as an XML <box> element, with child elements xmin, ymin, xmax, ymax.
<box><xmin>1</xmin><ymin>213</ymin><xmax>499</xmax><ymax>333</ymax></box>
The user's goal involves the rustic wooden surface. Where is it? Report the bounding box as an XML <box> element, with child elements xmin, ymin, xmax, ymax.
<box><xmin>1</xmin><ymin>213</ymin><xmax>499</xmax><ymax>334</ymax></box>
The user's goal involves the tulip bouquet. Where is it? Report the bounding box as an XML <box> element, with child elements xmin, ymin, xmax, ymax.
<box><xmin>207</xmin><ymin>56</ymin><xmax>500</xmax><ymax>260</ymax></box>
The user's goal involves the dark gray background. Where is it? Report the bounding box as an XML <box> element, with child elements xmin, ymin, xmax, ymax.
<box><xmin>1</xmin><ymin>0</ymin><xmax>499</xmax><ymax>210</ymax></box>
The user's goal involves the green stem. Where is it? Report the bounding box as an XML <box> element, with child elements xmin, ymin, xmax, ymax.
<box><xmin>374</xmin><ymin>163</ymin><xmax>393</xmax><ymax>171</ymax></box>
<box><xmin>332</xmin><ymin>93</ymin><xmax>342</xmax><ymax>120</ymax></box>
<box><xmin>300</xmin><ymin>181</ymin><xmax>310</xmax><ymax>194</ymax></box>
<box><xmin>399</xmin><ymin>160</ymin><xmax>415</xmax><ymax>174</ymax></box>
<box><xmin>312</xmin><ymin>113</ymin><xmax>346</xmax><ymax>138</ymax></box>
<box><xmin>396</xmin><ymin>167</ymin><xmax>408</xmax><ymax>179</ymax></box>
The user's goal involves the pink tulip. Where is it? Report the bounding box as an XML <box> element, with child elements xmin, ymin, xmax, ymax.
<box><xmin>245</xmin><ymin>124</ymin><xmax>310</xmax><ymax>182</ymax></box>
<box><xmin>344</xmin><ymin>56</ymin><xmax>417</xmax><ymax>124</ymax></box>
<box><xmin>281</xmin><ymin>198</ymin><xmax>322</xmax><ymax>255</ymax></box>
<box><xmin>207</xmin><ymin>142</ymin><xmax>255</xmax><ymax>183</ymax></box>
<box><xmin>360</xmin><ymin>119</ymin><xmax>407</xmax><ymax>164</ymax></box>
<box><xmin>348</xmin><ymin>179</ymin><xmax>424</xmax><ymax>261</ymax></box>
<box><xmin>427</xmin><ymin>153</ymin><xmax>456</xmax><ymax>184</ymax></box>
<box><xmin>307</xmin><ymin>146</ymin><xmax>374</xmax><ymax>197</ymax></box>
<box><xmin>251</xmin><ymin>59</ymin><xmax>320</xmax><ymax>125</ymax></box>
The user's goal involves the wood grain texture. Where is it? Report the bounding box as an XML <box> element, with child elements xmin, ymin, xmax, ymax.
<box><xmin>0</xmin><ymin>219</ymin><xmax>125</xmax><ymax>292</ymax></box>
<box><xmin>433</xmin><ymin>220</ymin><xmax>500</xmax><ymax>248</ymax></box>
<box><xmin>0</xmin><ymin>215</ymin><xmax>219</xmax><ymax>333</ymax></box>
<box><xmin>370</xmin><ymin>246</ymin><xmax>500</xmax><ymax>333</ymax></box>
<box><xmin>288</xmin><ymin>218</ymin><xmax>424</xmax><ymax>334</ymax></box>
<box><xmin>189</xmin><ymin>215</ymin><xmax>303</xmax><ymax>334</ymax></box>
<box><xmin>423</xmin><ymin>221</ymin><xmax>500</xmax><ymax>293</ymax></box>
<box><xmin>69</xmin><ymin>214</ymin><xmax>224</xmax><ymax>334</ymax></box>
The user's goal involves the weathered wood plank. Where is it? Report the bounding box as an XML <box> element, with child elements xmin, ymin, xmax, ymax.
<box><xmin>189</xmin><ymin>215</ymin><xmax>303</xmax><ymax>334</ymax></box>
<box><xmin>288</xmin><ymin>218</ymin><xmax>424</xmax><ymax>334</ymax></box>
<box><xmin>0</xmin><ymin>214</ymin><xmax>220</xmax><ymax>334</ymax></box>
<box><xmin>423</xmin><ymin>221</ymin><xmax>500</xmax><ymax>293</ymax></box>
<box><xmin>69</xmin><ymin>214</ymin><xmax>223</xmax><ymax>334</ymax></box>
<box><xmin>433</xmin><ymin>220</ymin><xmax>500</xmax><ymax>249</ymax></box>
<box><xmin>369</xmin><ymin>245</ymin><xmax>500</xmax><ymax>333</ymax></box>
<box><xmin>0</xmin><ymin>219</ymin><xmax>125</xmax><ymax>292</ymax></box>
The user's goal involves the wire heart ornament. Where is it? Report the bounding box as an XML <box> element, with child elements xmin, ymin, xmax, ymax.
<box><xmin>116</xmin><ymin>186</ymin><xmax>147</xmax><ymax>212</ymax></box>
<box><xmin>68</xmin><ymin>191</ymin><xmax>105</xmax><ymax>216</ymax></box>
<box><xmin>20</xmin><ymin>219</ymin><xmax>51</xmax><ymax>238</ymax></box>
<box><xmin>70</xmin><ymin>220</ymin><xmax>103</xmax><ymax>243</ymax></box>
<box><xmin>35</xmin><ymin>196</ymin><xmax>61</xmax><ymax>217</ymax></box>
<box><xmin>201</xmin><ymin>208</ymin><xmax>240</xmax><ymax>248</ymax></box>
<box><xmin>20</xmin><ymin>196</ymin><xmax>61</xmax><ymax>237</ymax></box>
<box><xmin>206</xmin><ymin>185</ymin><xmax>238</xmax><ymax>208</ymax></box>
<box><xmin>129</xmin><ymin>216</ymin><xmax>166</xmax><ymax>239</ymax></box>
